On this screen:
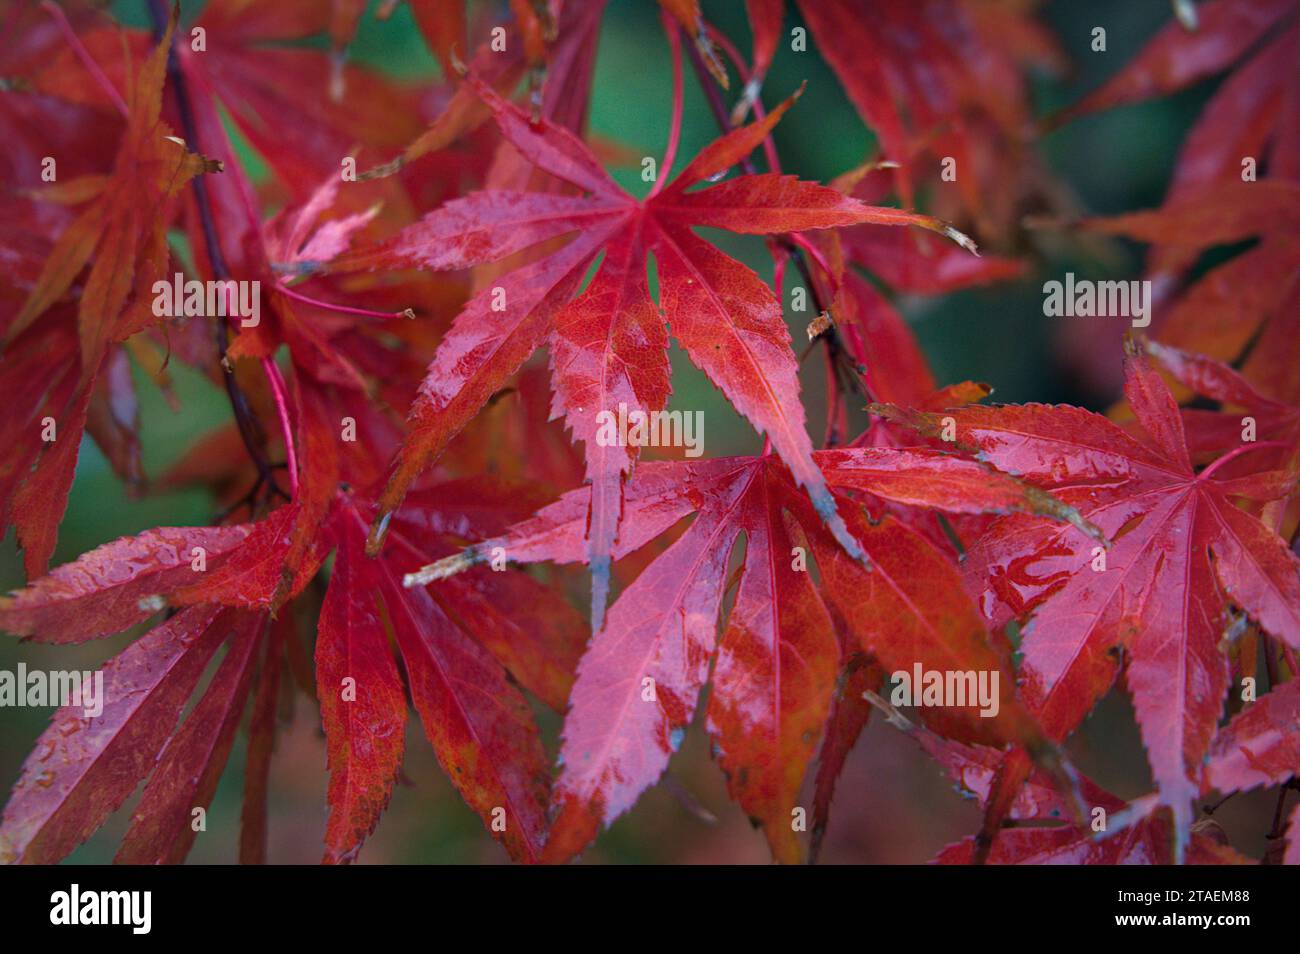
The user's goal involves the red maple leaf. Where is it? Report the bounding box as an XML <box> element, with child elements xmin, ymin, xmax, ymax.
<box><xmin>334</xmin><ymin>74</ymin><xmax>977</xmax><ymax>630</ymax></box>
<box><xmin>1049</xmin><ymin>0</ymin><xmax>1300</xmax><ymax>396</ymax></box>
<box><xmin>876</xmin><ymin>339</ymin><xmax>1300</xmax><ymax>859</ymax></box>
<box><xmin>0</xmin><ymin>468</ymin><xmax>586</xmax><ymax>863</ymax></box>
<box><xmin>413</xmin><ymin>443</ymin><xmax>1096</xmax><ymax>862</ymax></box>
<box><xmin>1</xmin><ymin>8</ymin><xmax>218</xmax><ymax>577</ymax></box>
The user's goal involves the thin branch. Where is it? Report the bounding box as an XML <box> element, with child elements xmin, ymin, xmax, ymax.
<box><xmin>1267</xmin><ymin>785</ymin><xmax>1291</xmax><ymax>846</ymax></box>
<box><xmin>148</xmin><ymin>0</ymin><xmax>283</xmax><ymax>509</ymax></box>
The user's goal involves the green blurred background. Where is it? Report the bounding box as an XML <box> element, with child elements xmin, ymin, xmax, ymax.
<box><xmin>0</xmin><ymin>0</ymin><xmax>1278</xmax><ymax>863</ymax></box>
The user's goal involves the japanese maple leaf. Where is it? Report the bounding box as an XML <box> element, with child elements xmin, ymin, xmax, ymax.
<box><xmin>375</xmin><ymin>0</ymin><xmax>624</xmax><ymax>192</ymax></box>
<box><xmin>225</xmin><ymin>170</ymin><xmax>394</xmax><ymax>393</ymax></box>
<box><xmin>313</xmin><ymin>500</ymin><xmax>563</xmax><ymax>864</ymax></box>
<box><xmin>186</xmin><ymin>0</ymin><xmax>423</xmax><ymax>194</ymax></box>
<box><xmin>1203</xmin><ymin>676</ymin><xmax>1300</xmax><ymax>863</ymax></box>
<box><xmin>138</xmin><ymin>45</ymin><xmax>449</xmax><ymax>581</ymax></box>
<box><xmin>1055</xmin><ymin>0</ymin><xmax>1298</xmax><ymax>279</ymax></box>
<box><xmin>791</xmin><ymin>0</ymin><xmax>1066</xmax><ymax>241</ymax></box>
<box><xmin>385</xmin><ymin>0</ymin><xmax>618</xmax><ymax>185</ymax></box>
<box><xmin>1204</xmin><ymin>677</ymin><xmax>1300</xmax><ymax>802</ymax></box>
<box><xmin>31</xmin><ymin>0</ymin><xmax>423</xmax><ymax>201</ymax></box>
<box><xmin>413</xmin><ymin>445</ymin><xmax>1095</xmax><ymax>862</ymax></box>
<box><xmin>0</xmin><ymin>602</ymin><xmax>273</xmax><ymax>865</ymax></box>
<box><xmin>0</xmin><ymin>271</ymin><xmax>152</xmax><ymax>575</ymax></box>
<box><xmin>0</xmin><ymin>492</ymin><xmax>300</xmax><ymax>865</ymax></box>
<box><xmin>403</xmin><ymin>0</ymin><xmax>729</xmax><ymax>105</ymax></box>
<box><xmin>334</xmin><ymin>76</ymin><xmax>976</xmax><ymax>628</ymax></box>
<box><xmin>212</xmin><ymin>486</ymin><xmax>581</xmax><ymax>864</ymax></box>
<box><xmin>0</xmin><ymin>468</ymin><xmax>585</xmax><ymax>863</ymax></box>
<box><xmin>1145</xmin><ymin>339</ymin><xmax>1300</xmax><ymax>467</ymax></box>
<box><xmin>876</xmin><ymin>340</ymin><xmax>1300</xmax><ymax>859</ymax></box>
<box><xmin>1076</xmin><ymin>180</ymin><xmax>1300</xmax><ymax>376</ymax></box>
<box><xmin>1049</xmin><ymin>0</ymin><xmax>1300</xmax><ymax>393</ymax></box>
<box><xmin>8</xmin><ymin>9</ymin><xmax>217</xmax><ymax>358</ymax></box>
<box><xmin>868</xmin><ymin>694</ymin><xmax>1252</xmax><ymax>865</ymax></box>
<box><xmin>0</xmin><ymin>8</ymin><xmax>218</xmax><ymax>577</ymax></box>
<box><xmin>1055</xmin><ymin>0</ymin><xmax>1296</xmax><ymax>128</ymax></box>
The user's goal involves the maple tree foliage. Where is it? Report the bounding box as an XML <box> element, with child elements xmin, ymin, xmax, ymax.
<box><xmin>0</xmin><ymin>0</ymin><xmax>1296</xmax><ymax>868</ymax></box>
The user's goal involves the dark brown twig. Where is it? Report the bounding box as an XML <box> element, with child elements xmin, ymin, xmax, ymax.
<box><xmin>147</xmin><ymin>0</ymin><xmax>281</xmax><ymax>511</ymax></box>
